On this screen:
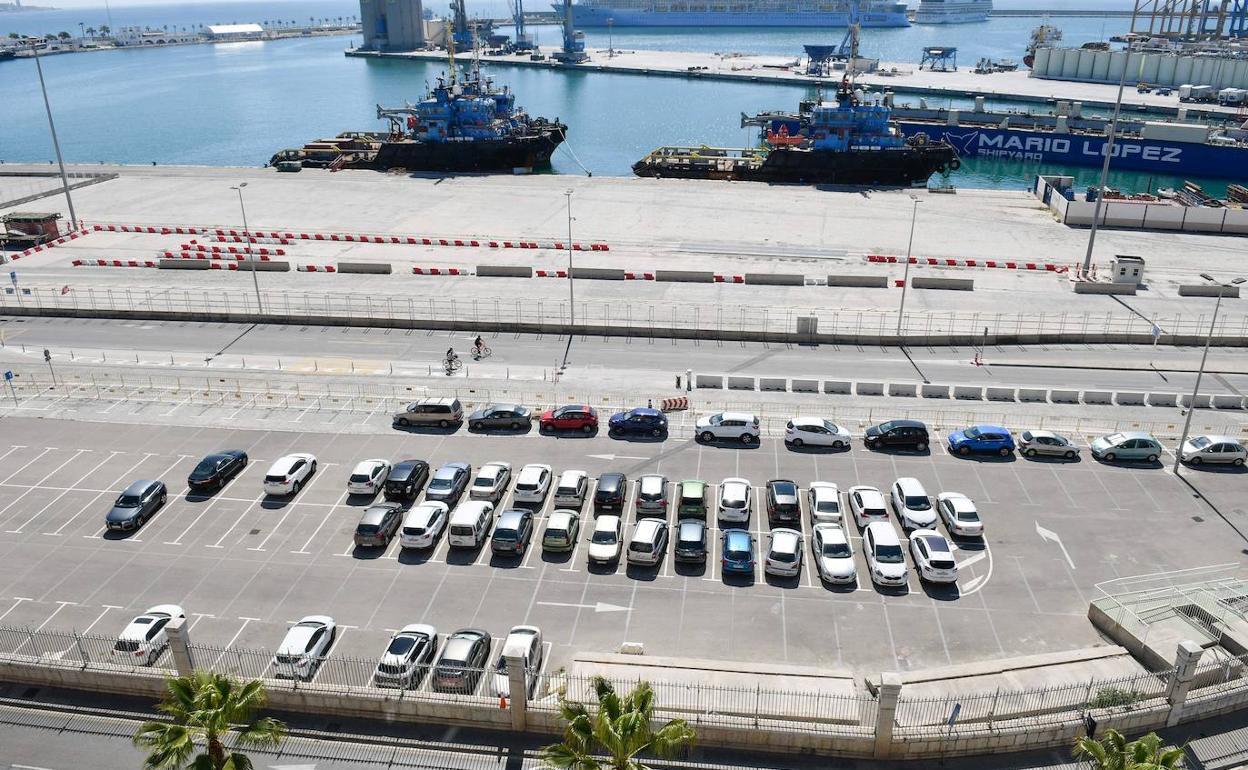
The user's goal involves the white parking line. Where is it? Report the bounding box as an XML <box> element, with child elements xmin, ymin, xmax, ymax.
<box><xmin>79</xmin><ymin>605</ymin><xmax>117</xmax><ymax>634</ymax></box>
<box><xmin>44</xmin><ymin>453</ymin><xmax>155</xmax><ymax>536</ymax></box>
<box><xmin>211</xmin><ymin>618</ymin><xmax>257</xmax><ymax>669</ymax></box>
<box><xmin>205</xmin><ymin>492</ymin><xmax>269</xmax><ymax>549</ymax></box>
<box><xmin>291</xmin><ymin>490</ymin><xmax>350</xmax><ymax>555</ymax></box>
<box><xmin>0</xmin><ymin>596</ymin><xmax>31</xmax><ymax>622</ymax></box>
<box><xmin>6</xmin><ymin>451</ymin><xmax>122</xmax><ymax>533</ymax></box>
<box><xmin>0</xmin><ymin>449</ymin><xmax>88</xmax><ymax>522</ymax></box>
<box><xmin>85</xmin><ymin>454</ymin><xmax>191</xmax><ymax>539</ymax></box>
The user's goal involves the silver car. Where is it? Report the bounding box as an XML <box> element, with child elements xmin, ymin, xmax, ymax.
<box><xmin>1181</xmin><ymin>435</ymin><xmax>1248</xmax><ymax>466</ymax></box>
<box><xmin>1018</xmin><ymin>430</ymin><xmax>1080</xmax><ymax>460</ymax></box>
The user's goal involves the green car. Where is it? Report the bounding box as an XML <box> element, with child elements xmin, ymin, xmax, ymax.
<box><xmin>677</xmin><ymin>480</ymin><xmax>708</xmax><ymax>519</ymax></box>
<box><xmin>542</xmin><ymin>510</ymin><xmax>580</xmax><ymax>552</ymax></box>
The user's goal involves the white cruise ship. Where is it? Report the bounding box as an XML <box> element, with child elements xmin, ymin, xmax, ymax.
<box><xmin>913</xmin><ymin>0</ymin><xmax>991</xmax><ymax>24</ymax></box>
<box><xmin>563</xmin><ymin>0</ymin><xmax>912</xmax><ymax>27</ymax></box>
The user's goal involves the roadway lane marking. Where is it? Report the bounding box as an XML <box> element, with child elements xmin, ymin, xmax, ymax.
<box><xmin>1035</xmin><ymin>521</ymin><xmax>1076</xmax><ymax>570</ymax></box>
<box><xmin>291</xmin><ymin>490</ymin><xmax>350</xmax><ymax>555</ymax></box>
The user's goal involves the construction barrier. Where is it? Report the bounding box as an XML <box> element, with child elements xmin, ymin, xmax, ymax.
<box><xmin>744</xmin><ymin>273</ymin><xmax>805</xmax><ymax>286</ymax></box>
<box><xmin>158</xmin><ymin>259</ymin><xmax>212</xmax><ymax>270</ymax></box>
<box><xmin>656</xmin><ymin>270</ymin><xmax>715</xmax><ymax>283</ymax></box>
<box><xmin>72</xmin><ymin>259</ymin><xmax>157</xmax><ymax>268</ymax></box>
<box><xmin>296</xmin><ymin>265</ymin><xmax>337</xmax><ymax>273</ymax></box>
<box><xmin>827</xmin><ymin>275</ymin><xmax>889</xmax><ymax>288</ymax></box>
<box><xmin>412</xmin><ymin>267</ymin><xmax>464</xmax><ymax>276</ymax></box>
<box><xmin>476</xmin><ymin>265</ymin><xmax>533</xmax><ymax>278</ymax></box>
<box><xmin>230</xmin><ymin>261</ymin><xmax>290</xmax><ymax>272</ymax></box>
<box><xmin>338</xmin><ymin>262</ymin><xmax>393</xmax><ymax>275</ymax></box>
<box><xmin>920</xmin><ymin>384</ymin><xmax>951</xmax><ymax>399</ymax></box>
<box><xmin>660</xmin><ymin>397</ymin><xmax>689</xmax><ymax>411</ymax></box>
<box><xmin>912</xmin><ymin>277</ymin><xmax>974</xmax><ymax>291</ymax></box>
<box><xmin>179</xmin><ymin>243</ymin><xmax>285</xmax><ymax>256</ymax></box>
<box><xmin>823</xmin><ymin>381</ymin><xmax>853</xmax><ymax>395</ymax></box>
<box><xmin>161</xmin><ymin>252</ymin><xmax>273</xmax><ymax>262</ymax></box>
<box><xmin>866</xmin><ymin>254</ymin><xmax>1069</xmax><ymax>273</ymax></box>
<box><xmin>14</xmin><ymin>229</ymin><xmax>91</xmax><ymax>260</ymax></box>
<box><xmin>1074</xmin><ymin>282</ymin><xmax>1138</xmax><ymax>295</ymax></box>
<box><xmin>570</xmin><ymin>267</ymin><xmax>626</xmax><ymax>281</ymax></box>
<box><xmin>1178</xmin><ymin>284</ymin><xmax>1241</xmax><ymax>298</ymax></box>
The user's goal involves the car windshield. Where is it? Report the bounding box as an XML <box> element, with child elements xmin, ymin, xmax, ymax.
<box><xmin>473</xmin><ymin>476</ymin><xmax>494</xmax><ymax>487</ymax></box>
<box><xmin>591</xmin><ymin>530</ymin><xmax>617</xmax><ymax>544</ymax></box>
<box><xmin>1105</xmin><ymin>433</ymin><xmax>1126</xmax><ymax>444</ymax></box>
<box><xmin>816</xmin><ymin>499</ymin><xmax>840</xmax><ymax>513</ymax></box>
<box><xmin>822</xmin><ymin>541</ymin><xmax>851</xmax><ymax>558</ymax></box>
<box><xmin>1190</xmin><ymin>436</ymin><xmax>1212</xmax><ymax>448</ymax></box>
<box><xmin>545</xmin><ymin>528</ymin><xmax>566</xmax><ymax>539</ymax></box>
<box><xmin>875</xmin><ymin>544</ymin><xmax>905</xmax><ymax>563</ymax></box>
<box><xmin>193</xmin><ymin>459</ymin><xmax>217</xmax><ymax>474</ymax></box>
<box><xmin>349</xmin><ymin>473</ymin><xmax>371</xmax><ymax>483</ymax></box>
<box><xmin>387</xmin><ymin>635</ymin><xmax>418</xmax><ymax>656</ymax></box>
<box><xmin>964</xmin><ymin>427</ymin><xmax>982</xmax><ymax>439</ymax></box>
<box><xmin>357</xmin><ymin>524</ymin><xmax>378</xmax><ymax>534</ymax></box>
<box><xmin>429</xmin><ymin>478</ymin><xmax>452</xmax><ymax>489</ymax></box>
<box><xmin>726</xmin><ymin>548</ymin><xmax>750</xmax><ymax>560</ymax></box>
<box><xmin>116</xmin><ymin>494</ymin><xmax>141</xmax><ymax>507</ymax></box>
<box><xmin>494</xmin><ymin>529</ymin><xmax>518</xmax><ymax>541</ymax></box>
<box><xmin>709</xmin><ymin>415</ymin><xmax>723</xmax><ymax>425</ymax></box>
<box><xmin>905</xmin><ymin>495</ymin><xmax>930</xmax><ymax>510</ymax></box>
<box><xmin>956</xmin><ymin>507</ymin><xmax>980</xmax><ymax>521</ymax></box>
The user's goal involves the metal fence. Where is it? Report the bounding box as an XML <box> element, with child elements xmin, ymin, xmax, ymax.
<box><xmin>5</xmin><ymin>284</ymin><xmax>1248</xmax><ymax>341</ymax></box>
<box><xmin>0</xmin><ymin>625</ymin><xmax>175</xmax><ymax>674</ymax></box>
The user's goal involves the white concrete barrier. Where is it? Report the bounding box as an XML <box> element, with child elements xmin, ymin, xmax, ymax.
<box><xmin>921</xmin><ymin>384</ymin><xmax>950</xmax><ymax>399</ymax></box>
<box><xmin>856</xmin><ymin>382</ymin><xmax>884</xmax><ymax>396</ymax></box>
<box><xmin>1212</xmin><ymin>394</ymin><xmax>1245</xmax><ymax>409</ymax></box>
<box><xmin>1083</xmin><ymin>391</ymin><xmax>1113</xmax><ymax>405</ymax></box>
<box><xmin>759</xmin><ymin>377</ymin><xmax>787</xmax><ymax>392</ymax></box>
<box><xmin>1180</xmin><ymin>393</ymin><xmax>1213</xmax><ymax>409</ymax></box>
<box><xmin>1074</xmin><ymin>282</ymin><xmax>1138</xmax><ymax>295</ymax></box>
<box><xmin>953</xmin><ymin>386</ymin><xmax>984</xmax><ymax>400</ymax></box>
<box><xmin>912</xmin><ymin>277</ymin><xmax>974</xmax><ymax>291</ymax></box>
<box><xmin>823</xmin><ymin>381</ymin><xmax>853</xmax><ymax>395</ymax></box>
<box><xmin>745</xmin><ymin>273</ymin><xmax>805</xmax><ymax>286</ymax></box>
<box><xmin>986</xmin><ymin>387</ymin><xmax>1016</xmax><ymax>402</ymax></box>
<box><xmin>1116</xmin><ymin>391</ymin><xmax>1146</xmax><ymax>406</ymax></box>
<box><xmin>1018</xmin><ymin>388</ymin><xmax>1047</xmax><ymax>403</ymax></box>
<box><xmin>727</xmin><ymin>376</ymin><xmax>756</xmax><ymax>391</ymax></box>
<box><xmin>827</xmin><ymin>274</ymin><xmax>889</xmax><ymax>288</ymax></box>
<box><xmin>695</xmin><ymin>375</ymin><xmax>724</xmax><ymax>389</ymax></box>
<box><xmin>792</xmin><ymin>379</ymin><xmax>819</xmax><ymax>393</ymax></box>
<box><xmin>888</xmin><ymin>383</ymin><xmax>918</xmax><ymax>397</ymax></box>
<box><xmin>1049</xmin><ymin>389</ymin><xmax>1080</xmax><ymax>404</ymax></box>
<box><xmin>1178</xmin><ymin>284</ymin><xmax>1240</xmax><ymax>298</ymax></box>
<box><xmin>1145</xmin><ymin>393</ymin><xmax>1176</xmax><ymax>407</ymax></box>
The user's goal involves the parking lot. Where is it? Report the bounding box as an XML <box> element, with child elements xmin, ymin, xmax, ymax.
<box><xmin>0</xmin><ymin>414</ymin><xmax>1245</xmax><ymax>682</ymax></box>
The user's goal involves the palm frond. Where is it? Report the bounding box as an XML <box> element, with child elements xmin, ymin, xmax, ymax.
<box><xmin>233</xmin><ymin>717</ymin><xmax>286</xmax><ymax>748</ymax></box>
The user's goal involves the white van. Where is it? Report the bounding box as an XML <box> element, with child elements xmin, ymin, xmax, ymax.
<box><xmin>447</xmin><ymin>501</ymin><xmax>495</xmax><ymax>548</ymax></box>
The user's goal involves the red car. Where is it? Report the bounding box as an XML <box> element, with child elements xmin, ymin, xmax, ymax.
<box><xmin>540</xmin><ymin>405</ymin><xmax>598</xmax><ymax>434</ymax></box>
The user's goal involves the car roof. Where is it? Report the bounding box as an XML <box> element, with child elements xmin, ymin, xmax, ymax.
<box><xmin>677</xmin><ymin>520</ymin><xmax>705</xmax><ymax>536</ymax></box>
<box><xmin>598</xmin><ymin>472</ymin><xmax>625</xmax><ymax>485</ymax></box>
<box><xmin>1195</xmin><ymin>435</ymin><xmax>1242</xmax><ymax>444</ymax></box>
<box><xmin>965</xmin><ymin>424</ymin><xmax>1008</xmax><ymax>433</ymax></box>
<box><xmin>883</xmin><ymin>419</ymin><xmax>925</xmax><ymax>428</ymax></box>
<box><xmin>594</xmin><ymin>515</ymin><xmax>621</xmax><ymax>530</ymax></box>
<box><xmin>451</xmin><ymin>501</ymin><xmax>491</xmax><ymax>519</ymax></box>
<box><xmin>1116</xmin><ymin>431</ymin><xmax>1155</xmax><ymax>440</ymax></box>
<box><xmin>850</xmin><ymin>484</ymin><xmax>884</xmax><ymax>498</ymax></box>
<box><xmin>790</xmin><ymin>416</ymin><xmax>827</xmax><ymax>427</ymax></box>
<box><xmin>488</xmin><ymin>403</ymin><xmax>520</xmax><ymax>411</ymax></box>
<box><xmin>353</xmin><ymin>459</ymin><xmax>387</xmax><ymax>472</ymax></box>
<box><xmin>680</xmin><ymin>479</ymin><xmax>705</xmax><ymax>490</ymax></box>
<box><xmin>865</xmin><ymin>521</ymin><xmax>900</xmax><ymax>543</ymax></box>
<box><xmin>627</xmin><ymin>407</ymin><xmax>662</xmax><ymax>417</ymax></box>
<box><xmin>434</xmin><ymin>462</ymin><xmax>469</xmax><ymax>476</ymax></box>
<box><xmin>405</xmin><ymin>503</ymin><xmax>446</xmax><ymax>524</ymax></box>
<box><xmin>548</xmin><ymin>510</ymin><xmax>578</xmax><ymax>527</ymax></box>
<box><xmin>498</xmin><ymin>509</ymin><xmax>529</xmax><ymax>527</ymax></box>
<box><xmin>813</xmin><ymin>523</ymin><xmax>848</xmax><ymax>543</ymax></box>
<box><xmin>770</xmin><ymin>528</ymin><xmax>801</xmax><ymax>551</ymax></box>
<box><xmin>518</xmin><ymin>464</ymin><xmax>550</xmax><ymax>480</ymax></box>
<box><xmin>558</xmin><ymin>469</ymin><xmax>587</xmax><ymax>483</ymax></box>
<box><xmin>121</xmin><ymin>479</ymin><xmax>159</xmax><ymax>495</ymax></box>
<box><xmin>1023</xmin><ymin>429</ymin><xmax>1057</xmax><ymax>438</ymax></box>
<box><xmin>723</xmin><ymin>528</ymin><xmax>752</xmax><ymax>545</ymax></box>
<box><xmin>769</xmin><ymin>479</ymin><xmax>798</xmax><ymax>494</ymax></box>
<box><xmin>397</xmin><ymin>623</ymin><xmax>437</xmax><ymax>638</ymax></box>
<box><xmin>720</xmin><ymin>411</ymin><xmax>756</xmax><ymax>421</ymax></box>
<box><xmin>360</xmin><ymin>503</ymin><xmax>400</xmax><ymax>523</ymax></box>
<box><xmin>895</xmin><ymin>477</ymin><xmax>925</xmax><ymax>492</ymax></box>
<box><xmin>392</xmin><ymin>458</ymin><xmax>426</xmax><ymax>471</ymax></box>
<box><xmin>640</xmin><ymin>473</ymin><xmax>665</xmax><ymax>485</ymax></box>
<box><xmin>633</xmin><ymin>519</ymin><xmax>663</xmax><ymax>538</ymax></box>
<box><xmin>913</xmin><ymin>530</ymin><xmax>951</xmax><ymax>552</ymax></box>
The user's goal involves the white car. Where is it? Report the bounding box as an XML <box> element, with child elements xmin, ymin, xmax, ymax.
<box><xmin>470</xmin><ymin>462</ymin><xmax>512</xmax><ymax>502</ymax></box>
<box><xmin>399</xmin><ymin>502</ymin><xmax>450</xmax><ymax>549</ymax></box>
<box><xmin>273</xmin><ymin>615</ymin><xmax>335</xmax><ymax>680</ymax></box>
<box><xmin>512</xmin><ymin>463</ymin><xmax>553</xmax><ymax>504</ymax></box>
<box><xmin>695</xmin><ymin>412</ymin><xmax>760</xmax><ymax>445</ymax></box>
<box><xmin>910</xmin><ymin>529</ymin><xmax>959</xmax><ymax>584</ymax></box>
<box><xmin>111</xmin><ymin>604</ymin><xmax>185</xmax><ymax>665</ymax></box>
<box><xmin>764</xmin><ymin>528</ymin><xmax>803</xmax><ymax>578</ymax></box>
<box><xmin>587</xmin><ymin>515</ymin><xmax>623</xmax><ymax>565</ymax></box>
<box><xmin>347</xmin><ymin>459</ymin><xmax>391</xmax><ymax>495</ymax></box>
<box><xmin>937</xmin><ymin>492</ymin><xmax>983</xmax><ymax>538</ymax></box>
<box><xmin>373</xmin><ymin>623</ymin><xmax>438</xmax><ymax>689</ymax></box>
<box><xmin>890</xmin><ymin>477</ymin><xmax>936</xmax><ymax>531</ymax></box>
<box><xmin>492</xmin><ymin>625</ymin><xmax>544</xmax><ymax>698</ymax></box>
<box><xmin>552</xmin><ymin>470</ymin><xmax>589</xmax><ymax>507</ymax></box>
<box><xmin>811</xmin><ymin>524</ymin><xmax>856</xmax><ymax>584</ymax></box>
<box><xmin>626</xmin><ymin>519</ymin><xmax>668</xmax><ymax>566</ymax></box>
<box><xmin>848</xmin><ymin>485</ymin><xmax>889</xmax><ymax>528</ymax></box>
<box><xmin>718</xmin><ymin>477</ymin><xmax>752</xmax><ymax>523</ymax></box>
<box><xmin>1181</xmin><ymin>435</ymin><xmax>1248</xmax><ymax>466</ymax></box>
<box><xmin>785</xmin><ymin>417</ymin><xmax>852</xmax><ymax>449</ymax></box>
<box><xmin>263</xmin><ymin>453</ymin><xmax>317</xmax><ymax>496</ymax></box>
<box><xmin>808</xmin><ymin>482</ymin><xmax>842</xmax><ymax>524</ymax></box>
<box><xmin>864</xmin><ymin>521</ymin><xmax>908</xmax><ymax>588</ymax></box>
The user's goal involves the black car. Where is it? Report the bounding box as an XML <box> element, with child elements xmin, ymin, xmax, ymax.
<box><xmin>863</xmin><ymin>419</ymin><xmax>930</xmax><ymax>452</ymax></box>
<box><xmin>765</xmin><ymin>480</ymin><xmax>801</xmax><ymax>524</ymax></box>
<box><xmin>432</xmin><ymin>628</ymin><xmax>493</xmax><ymax>693</ymax></box>
<box><xmin>594</xmin><ymin>472</ymin><xmax>628</xmax><ymax>512</ymax></box>
<box><xmin>384</xmin><ymin>459</ymin><xmax>430</xmax><ymax>502</ymax></box>
<box><xmin>425</xmin><ymin>462</ymin><xmax>472</xmax><ymax>507</ymax></box>
<box><xmin>467</xmin><ymin>404</ymin><xmax>532</xmax><ymax>431</ymax></box>
<box><xmin>673</xmin><ymin>519</ymin><xmax>708</xmax><ymax>563</ymax></box>
<box><xmin>187</xmin><ymin>450</ymin><xmax>248</xmax><ymax>491</ymax></box>
<box><xmin>607</xmin><ymin>408</ymin><xmax>668</xmax><ymax>438</ymax></box>
<box><xmin>106</xmin><ymin>480</ymin><xmax>167</xmax><ymax>531</ymax></box>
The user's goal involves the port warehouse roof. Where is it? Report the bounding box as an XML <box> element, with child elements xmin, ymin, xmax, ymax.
<box><xmin>205</xmin><ymin>24</ymin><xmax>263</xmax><ymax>35</ymax></box>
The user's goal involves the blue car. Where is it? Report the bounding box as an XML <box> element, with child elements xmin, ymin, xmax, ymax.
<box><xmin>947</xmin><ymin>425</ymin><xmax>1015</xmax><ymax>457</ymax></box>
<box><xmin>608</xmin><ymin>407</ymin><xmax>668</xmax><ymax>438</ymax></box>
<box><xmin>721</xmin><ymin>528</ymin><xmax>755</xmax><ymax>575</ymax></box>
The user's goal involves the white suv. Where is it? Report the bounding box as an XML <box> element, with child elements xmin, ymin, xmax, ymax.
<box><xmin>848</xmin><ymin>485</ymin><xmax>889</xmax><ymax>528</ymax></box>
<box><xmin>111</xmin><ymin>605</ymin><xmax>185</xmax><ymax>666</ymax></box>
<box><xmin>512</xmin><ymin>464</ymin><xmax>552</xmax><ymax>504</ymax></box>
<box><xmin>696</xmin><ymin>412</ymin><xmax>760</xmax><ymax>445</ymax></box>
<box><xmin>399</xmin><ymin>502</ymin><xmax>449</xmax><ymax>549</ymax></box>
<box><xmin>718</xmin><ymin>478</ymin><xmax>752</xmax><ymax>523</ymax></box>
<box><xmin>910</xmin><ymin>529</ymin><xmax>959</xmax><ymax>584</ymax></box>
<box><xmin>273</xmin><ymin>616</ymin><xmax>335</xmax><ymax>680</ymax></box>
<box><xmin>890</xmin><ymin>477</ymin><xmax>936</xmax><ymax>531</ymax></box>
<box><xmin>864</xmin><ymin>522</ymin><xmax>908</xmax><ymax>588</ymax></box>
<box><xmin>263</xmin><ymin>453</ymin><xmax>317</xmax><ymax>496</ymax></box>
<box><xmin>626</xmin><ymin>519</ymin><xmax>668</xmax><ymax>566</ymax></box>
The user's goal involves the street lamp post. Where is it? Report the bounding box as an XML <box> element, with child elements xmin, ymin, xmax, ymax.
<box><xmin>1173</xmin><ymin>273</ymin><xmax>1246</xmax><ymax>474</ymax></box>
<box><xmin>30</xmin><ymin>41</ymin><xmax>79</xmax><ymax>231</ymax></box>
<box><xmin>895</xmin><ymin>195</ymin><xmax>921</xmax><ymax>337</ymax></box>
<box><xmin>607</xmin><ymin>18</ymin><xmax>613</xmax><ymax>58</ymax></box>
<box><xmin>565</xmin><ymin>188</ymin><xmax>574</xmax><ymax>327</ymax></box>
<box><xmin>230</xmin><ymin>183</ymin><xmax>263</xmax><ymax>314</ymax></box>
<box><xmin>1081</xmin><ymin>48</ymin><xmax>1133</xmax><ymax>278</ymax></box>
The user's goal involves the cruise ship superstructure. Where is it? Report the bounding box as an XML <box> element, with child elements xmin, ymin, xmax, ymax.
<box><xmin>560</xmin><ymin>0</ymin><xmax>911</xmax><ymax>27</ymax></box>
<box><xmin>913</xmin><ymin>0</ymin><xmax>991</xmax><ymax>24</ymax></box>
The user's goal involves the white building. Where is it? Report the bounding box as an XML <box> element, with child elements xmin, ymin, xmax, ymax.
<box><xmin>205</xmin><ymin>23</ymin><xmax>265</xmax><ymax>41</ymax></box>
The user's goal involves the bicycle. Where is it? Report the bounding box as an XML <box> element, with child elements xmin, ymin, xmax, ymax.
<box><xmin>443</xmin><ymin>356</ymin><xmax>462</xmax><ymax>374</ymax></box>
<box><xmin>471</xmin><ymin>345</ymin><xmax>493</xmax><ymax>361</ymax></box>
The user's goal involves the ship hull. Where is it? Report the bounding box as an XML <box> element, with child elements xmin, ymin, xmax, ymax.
<box><xmin>561</xmin><ymin>5</ymin><xmax>910</xmax><ymax>26</ymax></box>
<box><xmin>632</xmin><ymin>145</ymin><xmax>956</xmax><ymax>186</ymax></box>
<box><xmin>272</xmin><ymin>128</ymin><xmax>565</xmax><ymax>174</ymax></box>
<box><xmin>896</xmin><ymin>122</ymin><xmax>1248</xmax><ymax>180</ymax></box>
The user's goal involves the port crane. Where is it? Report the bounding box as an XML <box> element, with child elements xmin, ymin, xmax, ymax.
<box><xmin>507</xmin><ymin>0</ymin><xmax>534</xmax><ymax>52</ymax></box>
<box><xmin>552</xmin><ymin>0</ymin><xmax>588</xmax><ymax>63</ymax></box>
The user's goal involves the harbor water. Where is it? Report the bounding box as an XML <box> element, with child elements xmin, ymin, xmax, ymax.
<box><xmin>0</xmin><ymin>6</ymin><xmax>1231</xmax><ymax>194</ymax></box>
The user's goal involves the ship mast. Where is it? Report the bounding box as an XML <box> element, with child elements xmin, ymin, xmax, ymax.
<box><xmin>445</xmin><ymin>20</ymin><xmax>456</xmax><ymax>86</ymax></box>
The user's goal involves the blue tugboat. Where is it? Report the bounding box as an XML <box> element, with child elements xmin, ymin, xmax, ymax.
<box><xmin>633</xmin><ymin>77</ymin><xmax>957</xmax><ymax>185</ymax></box>
<box><xmin>271</xmin><ymin>54</ymin><xmax>566</xmax><ymax>173</ymax></box>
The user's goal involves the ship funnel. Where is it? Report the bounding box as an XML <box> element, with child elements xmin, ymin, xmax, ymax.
<box><xmin>974</xmin><ymin>96</ymin><xmax>985</xmax><ymax>112</ymax></box>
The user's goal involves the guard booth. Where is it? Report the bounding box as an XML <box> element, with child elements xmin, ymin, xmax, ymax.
<box><xmin>1111</xmin><ymin>255</ymin><xmax>1145</xmax><ymax>286</ymax></box>
<box><xmin>0</xmin><ymin>212</ymin><xmax>63</xmax><ymax>251</ymax></box>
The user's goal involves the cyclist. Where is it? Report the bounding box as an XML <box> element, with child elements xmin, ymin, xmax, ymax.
<box><xmin>473</xmin><ymin>335</ymin><xmax>485</xmax><ymax>357</ymax></box>
<box><xmin>445</xmin><ymin>346</ymin><xmax>458</xmax><ymax>365</ymax></box>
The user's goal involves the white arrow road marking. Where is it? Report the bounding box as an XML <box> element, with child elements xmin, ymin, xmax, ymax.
<box><xmin>1035</xmin><ymin>521</ymin><xmax>1076</xmax><ymax>570</ymax></box>
<box><xmin>958</xmin><ymin>551</ymin><xmax>987</xmax><ymax>570</ymax></box>
<box><xmin>536</xmin><ymin>601</ymin><xmax>632</xmax><ymax>613</ymax></box>
<box><xmin>586</xmin><ymin>454</ymin><xmax>649</xmax><ymax>462</ymax></box>
<box><xmin>962</xmin><ymin>574</ymin><xmax>988</xmax><ymax>593</ymax></box>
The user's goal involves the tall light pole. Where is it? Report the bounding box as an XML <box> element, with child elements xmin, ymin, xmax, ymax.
<box><xmin>31</xmin><ymin>41</ymin><xmax>79</xmax><ymax>231</ymax></box>
<box><xmin>1081</xmin><ymin>48</ymin><xmax>1133</xmax><ymax>278</ymax></box>
<box><xmin>895</xmin><ymin>194</ymin><xmax>921</xmax><ymax>337</ymax></box>
<box><xmin>1173</xmin><ymin>272</ymin><xmax>1246</xmax><ymax>474</ymax></box>
<box><xmin>562</xmin><ymin>188</ymin><xmax>574</xmax><ymax>370</ymax></box>
<box><xmin>231</xmin><ymin>183</ymin><xmax>263</xmax><ymax>314</ymax></box>
<box><xmin>607</xmin><ymin>17</ymin><xmax>613</xmax><ymax>58</ymax></box>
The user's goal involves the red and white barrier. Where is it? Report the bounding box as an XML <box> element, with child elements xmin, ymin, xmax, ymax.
<box><xmin>714</xmin><ymin>274</ymin><xmax>745</xmax><ymax>283</ymax></box>
<box><xmin>160</xmin><ymin>251</ymin><xmax>274</xmax><ymax>262</ymax></box>
<box><xmin>178</xmin><ymin>244</ymin><xmax>285</xmax><ymax>256</ymax></box>
<box><xmin>535</xmin><ymin>269</ymin><xmax>568</xmax><ymax>278</ymax></box>
<box><xmin>91</xmin><ymin>224</ymin><xmax>207</xmax><ymax>236</ymax></box>
<box><xmin>865</xmin><ymin>254</ymin><xmax>1069</xmax><ymax>273</ymax></box>
<box><xmin>14</xmin><ymin>229</ymin><xmax>91</xmax><ymax>260</ymax></box>
<box><xmin>72</xmin><ymin>259</ymin><xmax>158</xmax><ymax>269</ymax></box>
<box><xmin>211</xmin><ymin>235</ymin><xmax>293</xmax><ymax>245</ymax></box>
<box><xmin>295</xmin><ymin>264</ymin><xmax>337</xmax><ymax>273</ymax></box>
<box><xmin>623</xmin><ymin>272</ymin><xmax>656</xmax><ymax>280</ymax></box>
<box><xmin>412</xmin><ymin>267</ymin><xmax>464</xmax><ymax>276</ymax></box>
<box><xmin>660</xmin><ymin>397</ymin><xmax>689</xmax><ymax>412</ymax></box>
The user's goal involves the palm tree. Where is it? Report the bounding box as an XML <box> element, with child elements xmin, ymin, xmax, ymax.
<box><xmin>133</xmin><ymin>671</ymin><xmax>287</xmax><ymax>770</ymax></box>
<box><xmin>99</xmin><ymin>24</ymin><xmax>110</xmax><ymax>35</ymax></box>
<box><xmin>56</xmin><ymin>31</ymin><xmax>71</xmax><ymax>40</ymax></box>
<box><xmin>1073</xmin><ymin>729</ymin><xmax>1185</xmax><ymax>770</ymax></box>
<box><xmin>541</xmin><ymin>678</ymin><xmax>696</xmax><ymax>770</ymax></box>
